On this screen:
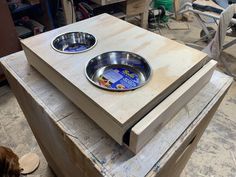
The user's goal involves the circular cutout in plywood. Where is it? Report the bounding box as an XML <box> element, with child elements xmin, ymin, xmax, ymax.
<box><xmin>19</xmin><ymin>152</ymin><xmax>40</xmax><ymax>175</ymax></box>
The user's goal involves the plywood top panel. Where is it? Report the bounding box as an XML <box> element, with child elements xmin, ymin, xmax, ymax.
<box><xmin>21</xmin><ymin>14</ymin><xmax>207</xmax><ymax>129</ymax></box>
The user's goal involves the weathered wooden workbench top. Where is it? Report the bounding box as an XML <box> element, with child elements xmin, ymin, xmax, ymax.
<box><xmin>21</xmin><ymin>13</ymin><xmax>208</xmax><ymax>146</ymax></box>
<box><xmin>1</xmin><ymin>51</ymin><xmax>233</xmax><ymax>177</ymax></box>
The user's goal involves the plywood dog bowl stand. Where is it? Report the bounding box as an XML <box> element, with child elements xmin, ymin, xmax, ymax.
<box><xmin>0</xmin><ymin>52</ymin><xmax>233</xmax><ymax>177</ymax></box>
<box><xmin>21</xmin><ymin>13</ymin><xmax>212</xmax><ymax>153</ymax></box>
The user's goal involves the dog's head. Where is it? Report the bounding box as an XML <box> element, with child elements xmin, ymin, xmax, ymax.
<box><xmin>0</xmin><ymin>146</ymin><xmax>21</xmax><ymax>177</ymax></box>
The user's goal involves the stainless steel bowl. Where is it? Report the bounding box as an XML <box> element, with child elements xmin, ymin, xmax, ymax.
<box><xmin>51</xmin><ymin>32</ymin><xmax>97</xmax><ymax>54</ymax></box>
<box><xmin>85</xmin><ymin>51</ymin><xmax>152</xmax><ymax>91</ymax></box>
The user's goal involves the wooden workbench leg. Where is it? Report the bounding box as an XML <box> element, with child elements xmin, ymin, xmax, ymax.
<box><xmin>174</xmin><ymin>0</ymin><xmax>182</xmax><ymax>20</ymax></box>
<box><xmin>140</xmin><ymin>12</ymin><xmax>149</xmax><ymax>29</ymax></box>
<box><xmin>61</xmin><ymin>0</ymin><xmax>76</xmax><ymax>24</ymax></box>
<box><xmin>140</xmin><ymin>0</ymin><xmax>152</xmax><ymax>29</ymax></box>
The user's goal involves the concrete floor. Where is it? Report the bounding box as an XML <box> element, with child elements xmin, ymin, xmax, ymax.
<box><xmin>0</xmin><ymin>18</ymin><xmax>236</xmax><ymax>177</ymax></box>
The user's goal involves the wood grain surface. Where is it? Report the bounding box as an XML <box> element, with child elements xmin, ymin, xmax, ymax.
<box><xmin>129</xmin><ymin>60</ymin><xmax>217</xmax><ymax>153</ymax></box>
<box><xmin>0</xmin><ymin>51</ymin><xmax>232</xmax><ymax>177</ymax></box>
<box><xmin>21</xmin><ymin>14</ymin><xmax>208</xmax><ymax>144</ymax></box>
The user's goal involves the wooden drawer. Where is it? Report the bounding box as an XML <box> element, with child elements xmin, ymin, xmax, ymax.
<box><xmin>127</xmin><ymin>60</ymin><xmax>216</xmax><ymax>153</ymax></box>
<box><xmin>21</xmin><ymin>14</ymin><xmax>208</xmax><ymax>149</ymax></box>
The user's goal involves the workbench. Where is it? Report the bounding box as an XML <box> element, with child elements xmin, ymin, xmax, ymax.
<box><xmin>62</xmin><ymin>0</ymin><xmax>151</xmax><ymax>28</ymax></box>
<box><xmin>1</xmin><ymin>51</ymin><xmax>232</xmax><ymax>177</ymax></box>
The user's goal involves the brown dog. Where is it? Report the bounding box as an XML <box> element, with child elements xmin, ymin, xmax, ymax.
<box><xmin>0</xmin><ymin>146</ymin><xmax>21</xmax><ymax>177</ymax></box>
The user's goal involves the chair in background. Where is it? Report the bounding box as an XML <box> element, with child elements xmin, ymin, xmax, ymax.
<box><xmin>179</xmin><ymin>1</ymin><xmax>236</xmax><ymax>79</ymax></box>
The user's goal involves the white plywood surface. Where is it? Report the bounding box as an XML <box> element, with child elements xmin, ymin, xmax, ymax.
<box><xmin>21</xmin><ymin>14</ymin><xmax>208</xmax><ymax>144</ymax></box>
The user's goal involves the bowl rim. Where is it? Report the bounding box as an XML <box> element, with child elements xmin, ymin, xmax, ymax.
<box><xmin>84</xmin><ymin>51</ymin><xmax>152</xmax><ymax>92</ymax></box>
<box><xmin>50</xmin><ymin>31</ymin><xmax>98</xmax><ymax>54</ymax></box>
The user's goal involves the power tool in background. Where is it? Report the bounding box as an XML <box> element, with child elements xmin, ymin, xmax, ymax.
<box><xmin>148</xmin><ymin>5</ymin><xmax>166</xmax><ymax>30</ymax></box>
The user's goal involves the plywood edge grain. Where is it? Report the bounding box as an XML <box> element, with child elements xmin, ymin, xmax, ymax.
<box><xmin>20</xmin><ymin>13</ymin><xmax>209</xmax><ymax>134</ymax></box>
<box><xmin>21</xmin><ymin>44</ymin><xmax>126</xmax><ymax>144</ymax></box>
<box><xmin>128</xmin><ymin>60</ymin><xmax>217</xmax><ymax>153</ymax></box>
<box><xmin>124</xmin><ymin>56</ymin><xmax>209</xmax><ymax>131</ymax></box>
<box><xmin>61</xmin><ymin>0</ymin><xmax>76</xmax><ymax>24</ymax></box>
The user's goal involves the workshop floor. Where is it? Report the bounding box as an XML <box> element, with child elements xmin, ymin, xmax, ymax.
<box><xmin>0</xmin><ymin>18</ymin><xmax>236</xmax><ymax>177</ymax></box>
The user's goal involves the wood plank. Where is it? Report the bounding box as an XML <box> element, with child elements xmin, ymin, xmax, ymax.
<box><xmin>0</xmin><ymin>52</ymin><xmax>232</xmax><ymax>177</ymax></box>
<box><xmin>108</xmin><ymin>72</ymin><xmax>232</xmax><ymax>177</ymax></box>
<box><xmin>174</xmin><ymin>0</ymin><xmax>182</xmax><ymax>20</ymax></box>
<box><xmin>21</xmin><ymin>14</ymin><xmax>208</xmax><ymax>145</ymax></box>
<box><xmin>61</xmin><ymin>0</ymin><xmax>76</xmax><ymax>24</ymax></box>
<box><xmin>124</xmin><ymin>0</ymin><xmax>151</xmax><ymax>28</ymax></box>
<box><xmin>129</xmin><ymin>60</ymin><xmax>216</xmax><ymax>153</ymax></box>
<box><xmin>21</xmin><ymin>45</ymin><xmax>124</xmax><ymax>143</ymax></box>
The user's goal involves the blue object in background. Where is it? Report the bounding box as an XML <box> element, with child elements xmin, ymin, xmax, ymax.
<box><xmin>213</xmin><ymin>0</ymin><xmax>229</xmax><ymax>8</ymax></box>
